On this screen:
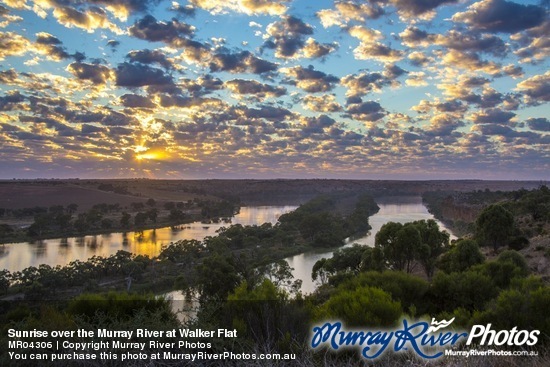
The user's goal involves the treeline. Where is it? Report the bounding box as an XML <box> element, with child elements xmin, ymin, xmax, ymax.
<box><xmin>277</xmin><ymin>193</ymin><xmax>378</xmax><ymax>248</ymax></box>
<box><xmin>0</xmin><ymin>198</ymin><xmax>239</xmax><ymax>244</ymax></box>
<box><xmin>423</xmin><ymin>185</ymin><xmax>550</xmax><ymax>237</ymax></box>
<box><xmin>0</xmin><ymin>251</ymin><xmax>150</xmax><ymax>298</ymax></box>
<box><xmin>309</xmin><ymin>241</ymin><xmax>549</xmax><ymax>338</ymax></box>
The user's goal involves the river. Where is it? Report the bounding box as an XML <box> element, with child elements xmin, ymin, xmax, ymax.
<box><xmin>1</xmin><ymin>198</ymin><xmax>455</xmax><ymax>296</ymax></box>
<box><xmin>0</xmin><ymin>205</ymin><xmax>297</xmax><ymax>272</ymax></box>
<box><xmin>284</xmin><ymin>196</ymin><xmax>456</xmax><ymax>294</ymax></box>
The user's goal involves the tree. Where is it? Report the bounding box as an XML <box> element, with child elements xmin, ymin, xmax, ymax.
<box><xmin>120</xmin><ymin>212</ymin><xmax>131</xmax><ymax>227</ymax></box>
<box><xmin>147</xmin><ymin>208</ymin><xmax>158</xmax><ymax>223</ymax></box>
<box><xmin>27</xmin><ymin>213</ymin><xmax>53</xmax><ymax>236</ymax></box>
<box><xmin>101</xmin><ymin>218</ymin><xmax>113</xmax><ymax>229</ymax></box>
<box><xmin>336</xmin><ymin>271</ymin><xmax>429</xmax><ymax>315</ymax></box>
<box><xmin>312</xmin><ymin>244</ymin><xmax>367</xmax><ymax>281</ymax></box>
<box><xmin>197</xmin><ymin>253</ymin><xmax>240</xmax><ymax>301</ymax></box>
<box><xmin>413</xmin><ymin>220</ymin><xmax>449</xmax><ymax>278</ymax></box>
<box><xmin>73</xmin><ymin>213</ymin><xmax>89</xmax><ymax>232</ymax></box>
<box><xmin>438</xmin><ymin>239</ymin><xmax>485</xmax><ymax>273</ymax></box>
<box><xmin>430</xmin><ymin>270</ymin><xmax>497</xmax><ymax>312</ymax></box>
<box><xmin>473</xmin><ymin>277</ymin><xmax>550</xmax><ymax>339</ymax></box>
<box><xmin>169</xmin><ymin>209</ymin><xmax>186</xmax><ymax>222</ymax></box>
<box><xmin>375</xmin><ymin>222</ymin><xmax>422</xmax><ymax>273</ymax></box>
<box><xmin>316</xmin><ymin>286</ymin><xmax>402</xmax><ymax>327</ymax></box>
<box><xmin>475</xmin><ymin>204</ymin><xmax>514</xmax><ymax>251</ymax></box>
<box><xmin>261</xmin><ymin>260</ymin><xmax>301</xmax><ymax>294</ymax></box>
<box><xmin>66</xmin><ymin>203</ymin><xmax>78</xmax><ymax>214</ymax></box>
<box><xmin>134</xmin><ymin>212</ymin><xmax>148</xmax><ymax>227</ymax></box>
<box><xmin>0</xmin><ymin>269</ymin><xmax>10</xmax><ymax>294</ymax></box>
<box><xmin>474</xmin><ymin>250</ymin><xmax>529</xmax><ymax>289</ymax></box>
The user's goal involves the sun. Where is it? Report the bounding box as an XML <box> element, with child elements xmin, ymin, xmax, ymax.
<box><xmin>136</xmin><ymin>152</ymin><xmax>159</xmax><ymax>161</ymax></box>
<box><xmin>134</xmin><ymin>146</ymin><xmax>169</xmax><ymax>162</ymax></box>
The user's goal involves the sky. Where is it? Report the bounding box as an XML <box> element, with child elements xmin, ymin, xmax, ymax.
<box><xmin>0</xmin><ymin>0</ymin><xmax>548</xmax><ymax>180</ymax></box>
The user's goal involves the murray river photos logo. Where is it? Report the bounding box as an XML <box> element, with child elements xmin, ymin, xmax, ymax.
<box><xmin>310</xmin><ymin>318</ymin><xmax>540</xmax><ymax>359</ymax></box>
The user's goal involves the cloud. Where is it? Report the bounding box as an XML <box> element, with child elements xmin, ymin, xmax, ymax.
<box><xmin>115</xmin><ymin>62</ymin><xmax>173</xmax><ymax>87</ymax></box>
<box><xmin>346</xmin><ymin>100</ymin><xmax>386</xmax><ymax>121</ymax></box>
<box><xmin>426</xmin><ymin>114</ymin><xmax>465</xmax><ymax>136</ymax></box>
<box><xmin>158</xmin><ymin>95</ymin><xmax>222</xmax><ymax>110</ymax></box>
<box><xmin>471</xmin><ymin>108</ymin><xmax>516</xmax><ymax>124</ymax></box>
<box><xmin>225</xmin><ymin>79</ymin><xmax>286</xmax><ymax>99</ymax></box>
<box><xmin>170</xmin><ymin>2</ymin><xmax>196</xmax><ymax>17</ymax></box>
<box><xmin>302</xmin><ymin>94</ymin><xmax>343</xmax><ymax>112</ymax></box>
<box><xmin>0</xmin><ymin>90</ymin><xmax>25</xmax><ymax>111</ymax></box>
<box><xmin>349</xmin><ymin>25</ymin><xmax>383</xmax><ymax>43</ymax></box>
<box><xmin>0</xmin><ymin>31</ymin><xmax>30</xmax><ymax>60</ymax></box>
<box><xmin>51</xmin><ymin>5</ymin><xmax>123</xmax><ymax>34</ymax></box>
<box><xmin>386</xmin><ymin>0</ymin><xmax>459</xmax><ymax>20</ymax></box>
<box><xmin>438</xmin><ymin>75</ymin><xmax>490</xmax><ymax>98</ymax></box>
<box><xmin>407</xmin><ymin>51</ymin><xmax>432</xmax><ymax>67</ymax></box>
<box><xmin>512</xmin><ymin>20</ymin><xmax>550</xmax><ymax>63</ymax></box>
<box><xmin>262</xmin><ymin>15</ymin><xmax>337</xmax><ymax>59</ymax></box>
<box><xmin>341</xmin><ymin>70</ymin><xmax>393</xmax><ymax>98</ymax></box>
<box><xmin>399</xmin><ymin>26</ymin><xmax>434</xmax><ymax>47</ymax></box>
<box><xmin>281</xmin><ymin>65</ymin><xmax>339</xmax><ymax>93</ymax></box>
<box><xmin>526</xmin><ymin>117</ymin><xmax>550</xmax><ymax>132</ymax></box>
<box><xmin>263</xmin><ymin>15</ymin><xmax>311</xmax><ymax>58</ymax></box>
<box><xmin>0</xmin><ymin>1</ymin><xmax>28</xmax><ymax>10</ymax></box>
<box><xmin>301</xmin><ymin>38</ymin><xmax>338</xmax><ymax>59</ymax></box>
<box><xmin>92</xmin><ymin>0</ymin><xmax>162</xmax><ymax>20</ymax></box>
<box><xmin>99</xmin><ymin>110</ymin><xmax>136</xmax><ymax>126</ymax></box>
<box><xmin>401</xmin><ymin>27</ymin><xmax>508</xmax><ymax>57</ymax></box>
<box><xmin>106</xmin><ymin>39</ymin><xmax>120</xmax><ymax>50</ymax></box>
<box><xmin>441</xmin><ymin>50</ymin><xmax>501</xmax><ymax>74</ymax></box>
<box><xmin>317</xmin><ymin>1</ymin><xmax>384</xmax><ymax>28</ymax></box>
<box><xmin>189</xmin><ymin>0</ymin><xmax>288</xmax><ymax>15</ymax></box>
<box><xmin>128</xmin><ymin>14</ymin><xmax>194</xmax><ymax>44</ymax></box>
<box><xmin>26</xmin><ymin>0</ymin><xmax>160</xmax><ymax>24</ymax></box>
<box><xmin>179</xmin><ymin>75</ymin><xmax>224</xmax><ymax>96</ymax></box>
<box><xmin>349</xmin><ymin>26</ymin><xmax>403</xmax><ymax>63</ymax></box>
<box><xmin>126</xmin><ymin>49</ymin><xmax>174</xmax><ymax>69</ymax></box>
<box><xmin>413</xmin><ymin>98</ymin><xmax>467</xmax><ymax>115</ymax></box>
<box><xmin>34</xmin><ymin>32</ymin><xmax>76</xmax><ymax>61</ymax></box>
<box><xmin>452</xmin><ymin>0</ymin><xmax>546</xmax><ymax>33</ymax></box>
<box><xmin>81</xmin><ymin>124</ymin><xmax>105</xmax><ymax>135</ymax></box>
<box><xmin>243</xmin><ymin>105</ymin><xmax>293</xmax><ymax>122</ymax></box>
<box><xmin>119</xmin><ymin>93</ymin><xmax>157</xmax><ymax>108</ymax></box>
<box><xmin>405</xmin><ymin>71</ymin><xmax>428</xmax><ymax>87</ymax></box>
<box><xmin>342</xmin><ymin>65</ymin><xmax>405</xmax><ymax>98</ymax></box>
<box><xmin>300</xmin><ymin>114</ymin><xmax>336</xmax><ymax>135</ymax></box>
<box><xmin>436</xmin><ymin>30</ymin><xmax>508</xmax><ymax>57</ymax></box>
<box><xmin>210</xmin><ymin>50</ymin><xmax>277</xmax><ymax>74</ymax></box>
<box><xmin>0</xmin><ymin>4</ymin><xmax>22</xmax><ymax>28</ymax></box>
<box><xmin>67</xmin><ymin>62</ymin><xmax>112</xmax><ymax>85</ymax></box>
<box><xmin>471</xmin><ymin>123</ymin><xmax>518</xmax><ymax>136</ymax></box>
<box><xmin>515</xmin><ymin>71</ymin><xmax>550</xmax><ymax>104</ymax></box>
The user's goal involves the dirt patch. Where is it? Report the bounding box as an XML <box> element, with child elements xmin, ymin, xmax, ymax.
<box><xmin>0</xmin><ymin>183</ymin><xmax>146</xmax><ymax>211</ymax></box>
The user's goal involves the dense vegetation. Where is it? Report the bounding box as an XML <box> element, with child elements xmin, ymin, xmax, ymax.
<box><xmin>423</xmin><ymin>185</ymin><xmax>550</xmax><ymax>238</ymax></box>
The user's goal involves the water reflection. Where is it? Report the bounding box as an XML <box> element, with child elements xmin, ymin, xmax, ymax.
<box><xmin>0</xmin><ymin>205</ymin><xmax>297</xmax><ymax>272</ymax></box>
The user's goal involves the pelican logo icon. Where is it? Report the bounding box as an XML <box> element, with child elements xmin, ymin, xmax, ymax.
<box><xmin>427</xmin><ymin>317</ymin><xmax>455</xmax><ymax>333</ymax></box>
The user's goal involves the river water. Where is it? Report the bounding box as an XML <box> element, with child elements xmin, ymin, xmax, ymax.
<box><xmin>0</xmin><ymin>205</ymin><xmax>297</xmax><ymax>272</ymax></box>
<box><xmin>284</xmin><ymin>196</ymin><xmax>456</xmax><ymax>294</ymax></box>
<box><xmin>1</xmin><ymin>198</ymin><xmax>455</xmax><ymax>296</ymax></box>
